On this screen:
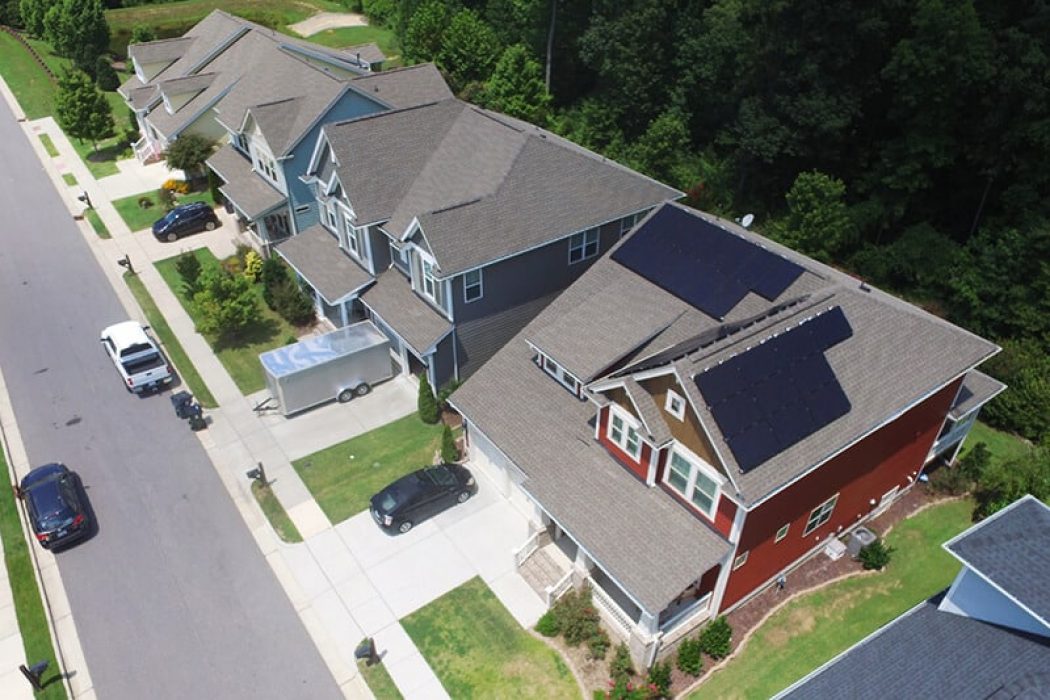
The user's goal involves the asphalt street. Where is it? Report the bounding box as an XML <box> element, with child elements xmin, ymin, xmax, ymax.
<box><xmin>0</xmin><ymin>102</ymin><xmax>341</xmax><ymax>696</ymax></box>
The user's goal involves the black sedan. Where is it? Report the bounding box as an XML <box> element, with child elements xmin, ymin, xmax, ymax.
<box><xmin>152</xmin><ymin>201</ymin><xmax>220</xmax><ymax>241</ymax></box>
<box><xmin>19</xmin><ymin>463</ymin><xmax>90</xmax><ymax>550</ymax></box>
<box><xmin>370</xmin><ymin>464</ymin><xmax>476</xmax><ymax>534</ymax></box>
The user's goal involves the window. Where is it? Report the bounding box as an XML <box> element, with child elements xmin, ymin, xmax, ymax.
<box><xmin>257</xmin><ymin>152</ymin><xmax>277</xmax><ymax>182</ymax></box>
<box><xmin>324</xmin><ymin>203</ymin><xmax>337</xmax><ymax>231</ymax></box>
<box><xmin>803</xmin><ymin>494</ymin><xmax>839</xmax><ymax>536</ymax></box>
<box><xmin>344</xmin><ymin>214</ymin><xmax>359</xmax><ymax>256</ymax></box>
<box><xmin>665</xmin><ymin>390</ymin><xmax>686</xmax><ymax>420</ymax></box>
<box><xmin>541</xmin><ymin>354</ymin><xmax>579</xmax><ymax>394</ymax></box>
<box><xmin>568</xmin><ymin>228</ymin><xmax>599</xmax><ymax>264</ymax></box>
<box><xmin>422</xmin><ymin>259</ymin><xmax>437</xmax><ymax>300</ymax></box>
<box><xmin>607</xmin><ymin>407</ymin><xmax>642</xmax><ymax>460</ymax></box>
<box><xmin>390</xmin><ymin>241</ymin><xmax>408</xmax><ymax>271</ymax></box>
<box><xmin>733</xmin><ymin>551</ymin><xmax>749</xmax><ymax>570</ymax></box>
<box><xmin>620</xmin><ymin>213</ymin><xmax>639</xmax><ymax>237</ymax></box>
<box><xmin>463</xmin><ymin>269</ymin><xmax>483</xmax><ymax>302</ymax></box>
<box><xmin>775</xmin><ymin>523</ymin><xmax>790</xmax><ymax>543</ymax></box>
<box><xmin>664</xmin><ymin>448</ymin><xmax>720</xmax><ymax>519</ymax></box>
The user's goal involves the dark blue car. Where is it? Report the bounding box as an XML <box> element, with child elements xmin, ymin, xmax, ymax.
<box><xmin>20</xmin><ymin>463</ymin><xmax>90</xmax><ymax>550</ymax></box>
<box><xmin>152</xmin><ymin>202</ymin><xmax>219</xmax><ymax>241</ymax></box>
<box><xmin>370</xmin><ymin>464</ymin><xmax>476</xmax><ymax>534</ymax></box>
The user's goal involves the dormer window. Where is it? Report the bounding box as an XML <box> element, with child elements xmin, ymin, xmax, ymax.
<box><xmin>664</xmin><ymin>445</ymin><xmax>721</xmax><ymax>520</ymax></box>
<box><xmin>344</xmin><ymin>213</ymin><xmax>360</xmax><ymax>258</ymax></box>
<box><xmin>607</xmin><ymin>405</ymin><xmax>641</xmax><ymax>460</ymax></box>
<box><xmin>665</xmin><ymin>390</ymin><xmax>686</xmax><ymax>421</ymax></box>
<box><xmin>538</xmin><ymin>352</ymin><xmax>580</xmax><ymax>396</ymax></box>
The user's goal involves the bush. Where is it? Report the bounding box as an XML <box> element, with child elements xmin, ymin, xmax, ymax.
<box><xmin>95</xmin><ymin>55</ymin><xmax>119</xmax><ymax>90</ymax></box>
<box><xmin>440</xmin><ymin>424</ymin><xmax>458</xmax><ymax>463</ymax></box>
<box><xmin>858</xmin><ymin>538</ymin><xmax>893</xmax><ymax>570</ymax></box>
<box><xmin>222</xmin><ymin>255</ymin><xmax>242</xmax><ymax>276</ymax></box>
<box><xmin>208</xmin><ymin>169</ymin><xmax>223</xmax><ymax>206</ymax></box>
<box><xmin>285</xmin><ymin>334</ymin><xmax>298</xmax><ymax>345</ymax></box>
<box><xmin>551</xmin><ymin>588</ymin><xmax>600</xmax><ymax>647</ymax></box>
<box><xmin>958</xmin><ymin>442</ymin><xmax>992</xmax><ymax>483</ymax></box>
<box><xmin>647</xmin><ymin>660</ymin><xmax>672</xmax><ymax>698</ymax></box>
<box><xmin>137</xmin><ymin>196</ymin><xmax>153</xmax><ymax>209</ymax></box>
<box><xmin>418</xmin><ymin>373</ymin><xmax>440</xmax><ymax>424</ymax></box>
<box><xmin>587</xmin><ymin>628</ymin><xmax>610</xmax><ymax>660</ymax></box>
<box><xmin>609</xmin><ymin>642</ymin><xmax>633</xmax><ymax>683</ymax></box>
<box><xmin>260</xmin><ymin>256</ymin><xmax>287</xmax><ymax>309</ymax></box>
<box><xmin>699</xmin><ymin>616</ymin><xmax>732</xmax><ymax>659</ymax></box>
<box><xmin>929</xmin><ymin>465</ymin><xmax>971</xmax><ymax>496</ymax></box>
<box><xmin>157</xmin><ymin>187</ymin><xmax>176</xmax><ymax>210</ymax></box>
<box><xmin>270</xmin><ymin>277</ymin><xmax>315</xmax><ymax>326</ymax></box>
<box><xmin>604</xmin><ymin>678</ymin><xmax>649</xmax><ymax>700</ymax></box>
<box><xmin>676</xmin><ymin>636</ymin><xmax>702</xmax><ymax>676</ymax></box>
<box><xmin>175</xmin><ymin>250</ymin><xmax>202</xmax><ymax>297</ymax></box>
<box><xmin>243</xmin><ymin>250</ymin><xmax>263</xmax><ymax>282</ymax></box>
<box><xmin>535</xmin><ymin>610</ymin><xmax>560</xmax><ymax>637</ymax></box>
<box><xmin>162</xmin><ymin>178</ymin><xmax>190</xmax><ymax>194</ymax></box>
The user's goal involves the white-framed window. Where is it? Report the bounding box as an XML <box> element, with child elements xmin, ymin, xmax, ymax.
<box><xmin>324</xmin><ymin>202</ymin><xmax>337</xmax><ymax>231</ymax></box>
<box><xmin>390</xmin><ymin>241</ymin><xmax>408</xmax><ymax>271</ymax></box>
<box><xmin>541</xmin><ymin>354</ymin><xmax>579</xmax><ymax>394</ymax></box>
<box><xmin>257</xmin><ymin>152</ymin><xmax>278</xmax><ymax>183</ymax></box>
<box><xmin>568</xmin><ymin>228</ymin><xmax>599</xmax><ymax>264</ymax></box>
<box><xmin>619</xmin><ymin>213</ymin><xmax>639</xmax><ymax>237</ymax></box>
<box><xmin>775</xmin><ymin>523</ymin><xmax>790</xmax><ymax>543</ymax></box>
<box><xmin>422</xmin><ymin>259</ymin><xmax>437</xmax><ymax>300</ymax></box>
<box><xmin>463</xmin><ymin>268</ymin><xmax>483</xmax><ymax>302</ymax></box>
<box><xmin>803</xmin><ymin>494</ymin><xmax>839</xmax><ymax>536</ymax></box>
<box><xmin>607</xmin><ymin>405</ymin><xmax>642</xmax><ymax>460</ymax></box>
<box><xmin>733</xmin><ymin>551</ymin><xmax>749</xmax><ymax>570</ymax></box>
<box><xmin>665</xmin><ymin>447</ymin><xmax>720</xmax><ymax>519</ymax></box>
<box><xmin>344</xmin><ymin>214</ymin><xmax>359</xmax><ymax>256</ymax></box>
<box><xmin>665</xmin><ymin>390</ymin><xmax>686</xmax><ymax>421</ymax></box>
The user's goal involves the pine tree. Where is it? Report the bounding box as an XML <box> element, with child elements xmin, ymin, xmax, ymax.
<box><xmin>417</xmin><ymin>373</ymin><xmax>439</xmax><ymax>424</ymax></box>
<box><xmin>440</xmin><ymin>425</ymin><xmax>458</xmax><ymax>463</ymax></box>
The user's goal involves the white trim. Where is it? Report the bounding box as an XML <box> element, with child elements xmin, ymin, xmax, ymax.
<box><xmin>775</xmin><ymin>523</ymin><xmax>790</xmax><ymax>543</ymax></box>
<box><xmin>463</xmin><ymin>268</ymin><xmax>483</xmax><ymax>303</ymax></box>
<box><xmin>732</xmin><ymin>551</ymin><xmax>749</xmax><ymax>570</ymax></box>
<box><xmin>664</xmin><ymin>389</ymin><xmax>686</xmax><ymax>421</ymax></box>
<box><xmin>671</xmin><ymin>367</ymin><xmax>739</xmax><ymax>494</ymax></box>
<box><xmin>281</xmin><ymin>85</ymin><xmax>352</xmax><ymax>157</ymax></box>
<box><xmin>606</xmin><ymin>404</ymin><xmax>643</xmax><ymax>461</ymax></box>
<box><xmin>568</xmin><ymin>227</ymin><xmax>600</xmax><ymax>264</ymax></box>
<box><xmin>305</xmin><ymin>128</ymin><xmax>333</xmax><ymax>176</ymax></box>
<box><xmin>539</xmin><ymin>351</ymin><xmax>581</xmax><ymax>396</ymax></box>
<box><xmin>803</xmin><ymin>493</ymin><xmax>839</xmax><ymax>536</ymax></box>
<box><xmin>663</xmin><ymin>443</ymin><xmax>723</xmax><ymax>520</ymax></box>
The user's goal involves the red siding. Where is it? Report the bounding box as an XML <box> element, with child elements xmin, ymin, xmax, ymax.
<box><xmin>699</xmin><ymin>564</ymin><xmax>720</xmax><ymax>597</ymax></box>
<box><xmin>719</xmin><ymin>378</ymin><xmax>962</xmax><ymax>610</ymax></box>
<box><xmin>597</xmin><ymin>406</ymin><xmax>649</xmax><ymax>481</ymax></box>
<box><xmin>714</xmin><ymin>495</ymin><xmax>736</xmax><ymax>538</ymax></box>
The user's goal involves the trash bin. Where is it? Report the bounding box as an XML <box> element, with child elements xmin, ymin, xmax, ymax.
<box><xmin>171</xmin><ymin>391</ymin><xmax>194</xmax><ymax>419</ymax></box>
<box><xmin>847</xmin><ymin>527</ymin><xmax>878</xmax><ymax>558</ymax></box>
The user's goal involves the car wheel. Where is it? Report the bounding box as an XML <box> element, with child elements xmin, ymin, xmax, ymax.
<box><xmin>204</xmin><ymin>220</ymin><xmax>216</xmax><ymax>231</ymax></box>
<box><xmin>165</xmin><ymin>232</ymin><xmax>178</xmax><ymax>242</ymax></box>
<box><xmin>337</xmin><ymin>388</ymin><xmax>354</xmax><ymax>403</ymax></box>
<box><xmin>353</xmin><ymin>383</ymin><xmax>370</xmax><ymax>397</ymax></box>
<box><xmin>398</xmin><ymin>520</ymin><xmax>413</xmax><ymax>534</ymax></box>
<box><xmin>457</xmin><ymin>491</ymin><xmax>471</xmax><ymax>504</ymax></box>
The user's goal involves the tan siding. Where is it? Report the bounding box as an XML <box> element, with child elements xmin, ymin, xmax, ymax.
<box><xmin>640</xmin><ymin>374</ymin><xmax>723</xmax><ymax>471</ymax></box>
<box><xmin>605</xmin><ymin>386</ymin><xmax>639</xmax><ymax>422</ymax></box>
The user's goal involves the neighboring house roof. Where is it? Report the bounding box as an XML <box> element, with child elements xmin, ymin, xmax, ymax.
<box><xmin>944</xmin><ymin>495</ymin><xmax>1050</xmax><ymax>626</ymax></box>
<box><xmin>343</xmin><ymin>42</ymin><xmax>385</xmax><ymax>66</ymax></box>
<box><xmin>321</xmin><ymin>98</ymin><xmax>680</xmax><ymax>275</ymax></box>
<box><xmin>776</xmin><ymin>595</ymin><xmax>1050</xmax><ymax>700</ymax></box>
<box><xmin>949</xmin><ymin>369</ymin><xmax>1007</xmax><ymax>420</ymax></box>
<box><xmin>348</xmin><ymin>63</ymin><xmax>453</xmax><ymax>111</ymax></box>
<box><xmin>276</xmin><ymin>224</ymin><xmax>373</xmax><ymax>303</ymax></box>
<box><xmin>359</xmin><ymin>272</ymin><xmax>451</xmax><ymax>355</ymax></box>
<box><xmin>207</xmin><ymin>144</ymin><xmax>285</xmax><ymax>220</ymax></box>
<box><xmin>127</xmin><ymin>36</ymin><xmax>195</xmax><ymax>66</ymax></box>
<box><xmin>158</xmin><ymin>73</ymin><xmax>217</xmax><ymax>96</ymax></box>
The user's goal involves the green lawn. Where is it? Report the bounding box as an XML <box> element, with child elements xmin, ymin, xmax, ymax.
<box><xmin>359</xmin><ymin>659</ymin><xmax>403</xmax><ymax>700</ymax></box>
<box><xmin>84</xmin><ymin>209</ymin><xmax>111</xmax><ymax>239</ymax></box>
<box><xmin>293</xmin><ymin>414</ymin><xmax>445</xmax><ymax>524</ymax></box>
<box><xmin>251</xmin><ymin>481</ymin><xmax>302</xmax><ymax>543</ymax></box>
<box><xmin>0</xmin><ymin>31</ymin><xmax>55</xmax><ymax>119</ymax></box>
<box><xmin>306</xmin><ymin>26</ymin><xmax>399</xmax><ymax>57</ymax></box>
<box><xmin>402</xmin><ymin>577</ymin><xmax>577</xmax><ymax>699</ymax></box>
<box><xmin>155</xmin><ymin>248</ymin><xmax>300</xmax><ymax>394</ymax></box>
<box><xmin>40</xmin><ymin>134</ymin><xmax>58</xmax><ymax>156</ymax></box>
<box><xmin>62</xmin><ymin>173</ymin><xmax>77</xmax><ymax>186</ymax></box>
<box><xmin>123</xmin><ymin>271</ymin><xmax>217</xmax><ymax>408</ymax></box>
<box><xmin>113</xmin><ymin>190</ymin><xmax>213</xmax><ymax>232</ymax></box>
<box><xmin>958</xmin><ymin>420</ymin><xmax>1030</xmax><ymax>463</ymax></box>
<box><xmin>0</xmin><ymin>444</ymin><xmax>68</xmax><ymax>699</ymax></box>
<box><xmin>691</xmin><ymin>498</ymin><xmax>974</xmax><ymax>699</ymax></box>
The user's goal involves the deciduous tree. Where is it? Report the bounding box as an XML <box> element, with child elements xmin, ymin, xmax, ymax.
<box><xmin>437</xmin><ymin>8</ymin><xmax>501</xmax><ymax>92</ymax></box>
<box><xmin>482</xmin><ymin>44</ymin><xmax>550</xmax><ymax>124</ymax></box>
<box><xmin>164</xmin><ymin>133</ymin><xmax>216</xmax><ymax>178</ymax></box>
<box><xmin>192</xmin><ymin>267</ymin><xmax>261</xmax><ymax>338</ymax></box>
<box><xmin>401</xmin><ymin>0</ymin><xmax>453</xmax><ymax>63</ymax></box>
<box><xmin>44</xmin><ymin>0</ymin><xmax>110</xmax><ymax>76</ymax></box>
<box><xmin>54</xmin><ymin>69</ymin><xmax>114</xmax><ymax>151</ymax></box>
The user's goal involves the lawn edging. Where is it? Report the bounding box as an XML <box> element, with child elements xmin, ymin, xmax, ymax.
<box><xmin>250</xmin><ymin>480</ymin><xmax>302</xmax><ymax>543</ymax></box>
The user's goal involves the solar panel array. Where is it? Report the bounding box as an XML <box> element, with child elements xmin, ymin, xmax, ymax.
<box><xmin>611</xmin><ymin>205</ymin><xmax>806</xmax><ymax>319</ymax></box>
<box><xmin>694</xmin><ymin>307</ymin><xmax>854</xmax><ymax>473</ymax></box>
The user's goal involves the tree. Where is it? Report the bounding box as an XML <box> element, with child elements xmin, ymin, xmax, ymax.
<box><xmin>19</xmin><ymin>0</ymin><xmax>49</xmax><ymax>36</ymax></box>
<box><xmin>973</xmin><ymin>442</ymin><xmax>1050</xmax><ymax>520</ymax></box>
<box><xmin>437</xmin><ymin>8</ymin><xmax>502</xmax><ymax>92</ymax></box>
<box><xmin>44</xmin><ymin>0</ymin><xmax>110</xmax><ymax>76</ymax></box>
<box><xmin>164</xmin><ymin>133</ymin><xmax>216</xmax><ymax>178</ymax></box>
<box><xmin>129</xmin><ymin>24</ymin><xmax>156</xmax><ymax>45</ymax></box>
<box><xmin>191</xmin><ymin>266</ymin><xmax>261</xmax><ymax>338</ymax></box>
<box><xmin>440</xmin><ymin>424</ymin><xmax>457</xmax><ymax>463</ymax></box>
<box><xmin>979</xmin><ymin>339</ymin><xmax>1050</xmax><ymax>442</ymax></box>
<box><xmin>0</xmin><ymin>0</ymin><xmax>21</xmax><ymax>28</ymax></box>
<box><xmin>417</xmin><ymin>372</ymin><xmax>439</xmax><ymax>424</ymax></box>
<box><xmin>95</xmin><ymin>55</ymin><xmax>119</xmax><ymax>91</ymax></box>
<box><xmin>774</xmin><ymin>170</ymin><xmax>857</xmax><ymax>262</ymax></box>
<box><xmin>54</xmin><ymin>69</ymin><xmax>114</xmax><ymax>151</ymax></box>
<box><xmin>626</xmin><ymin>108</ymin><xmax>692</xmax><ymax>185</ymax></box>
<box><xmin>401</xmin><ymin>0</ymin><xmax>453</xmax><ymax>63</ymax></box>
<box><xmin>482</xmin><ymin>44</ymin><xmax>551</xmax><ymax>124</ymax></box>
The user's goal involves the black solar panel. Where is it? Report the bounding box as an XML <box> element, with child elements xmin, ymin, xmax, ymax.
<box><xmin>694</xmin><ymin>307</ymin><xmax>854</xmax><ymax>472</ymax></box>
<box><xmin>612</xmin><ymin>205</ymin><xmax>805</xmax><ymax>319</ymax></box>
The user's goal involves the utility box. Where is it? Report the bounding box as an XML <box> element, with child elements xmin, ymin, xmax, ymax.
<box><xmin>848</xmin><ymin>526</ymin><xmax>878</xmax><ymax>559</ymax></box>
<box><xmin>259</xmin><ymin>322</ymin><xmax>393</xmax><ymax>416</ymax></box>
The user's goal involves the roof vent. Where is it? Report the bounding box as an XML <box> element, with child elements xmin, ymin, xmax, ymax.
<box><xmin>859</xmin><ymin>281</ymin><xmax>871</xmax><ymax>292</ymax></box>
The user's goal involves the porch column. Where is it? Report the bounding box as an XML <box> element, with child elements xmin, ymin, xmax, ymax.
<box><xmin>628</xmin><ymin>610</ymin><xmax>661</xmax><ymax>670</ymax></box>
<box><xmin>637</xmin><ymin>610</ymin><xmax>658</xmax><ymax>636</ymax></box>
<box><xmin>572</xmin><ymin>548</ymin><xmax>593</xmax><ymax>588</ymax></box>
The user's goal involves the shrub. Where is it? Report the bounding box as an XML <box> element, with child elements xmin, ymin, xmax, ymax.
<box><xmin>222</xmin><ymin>255</ymin><xmax>243</xmax><ymax>276</ymax></box>
<box><xmin>436</xmin><ymin>378</ymin><xmax>461</xmax><ymax>411</ymax></box>
<box><xmin>604</xmin><ymin>678</ymin><xmax>649</xmax><ymax>700</ymax></box>
<box><xmin>535</xmin><ymin>610</ymin><xmax>560</xmax><ymax>637</ymax></box>
<box><xmin>157</xmin><ymin>186</ymin><xmax>176</xmax><ymax>210</ymax></box>
<box><xmin>929</xmin><ymin>465</ymin><xmax>970</xmax><ymax>496</ymax></box>
<box><xmin>609</xmin><ymin>642</ymin><xmax>633</xmax><ymax>683</ymax></box>
<box><xmin>699</xmin><ymin>616</ymin><xmax>732</xmax><ymax>659</ymax></box>
<box><xmin>440</xmin><ymin>424</ymin><xmax>458</xmax><ymax>463</ymax></box>
<box><xmin>858</xmin><ymin>538</ymin><xmax>893</xmax><ymax>570</ymax></box>
<box><xmin>418</xmin><ymin>373</ymin><xmax>440</xmax><ymax>424</ymax></box>
<box><xmin>270</xmin><ymin>277</ymin><xmax>315</xmax><ymax>326</ymax></box>
<box><xmin>207</xmin><ymin>169</ymin><xmax>223</xmax><ymax>205</ymax></box>
<box><xmin>243</xmin><ymin>250</ymin><xmax>263</xmax><ymax>282</ymax></box>
<box><xmin>555</xmin><ymin>589</ymin><xmax>601</xmax><ymax>647</ymax></box>
<box><xmin>234</xmin><ymin>243</ymin><xmax>253</xmax><ymax>266</ymax></box>
<box><xmin>137</xmin><ymin>196</ymin><xmax>153</xmax><ymax>209</ymax></box>
<box><xmin>958</xmin><ymin>442</ymin><xmax>992</xmax><ymax>483</ymax></box>
<box><xmin>162</xmin><ymin>178</ymin><xmax>190</xmax><ymax>194</ymax></box>
<box><xmin>676</xmin><ymin>636</ymin><xmax>702</xmax><ymax>677</ymax></box>
<box><xmin>285</xmin><ymin>334</ymin><xmax>298</xmax><ymax>345</ymax></box>
<box><xmin>175</xmin><ymin>250</ymin><xmax>202</xmax><ymax>297</ymax></box>
<box><xmin>587</xmin><ymin>628</ymin><xmax>610</xmax><ymax>660</ymax></box>
<box><xmin>260</xmin><ymin>256</ymin><xmax>287</xmax><ymax>309</ymax></box>
<box><xmin>647</xmin><ymin>660</ymin><xmax>672</xmax><ymax>698</ymax></box>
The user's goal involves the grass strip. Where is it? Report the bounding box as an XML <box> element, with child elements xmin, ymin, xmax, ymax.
<box><xmin>39</xmin><ymin>134</ymin><xmax>58</xmax><ymax>156</ymax></box>
<box><xmin>358</xmin><ymin>659</ymin><xmax>403</xmax><ymax>700</ymax></box>
<box><xmin>84</xmin><ymin>209</ymin><xmax>111</xmax><ymax>239</ymax></box>
<box><xmin>251</xmin><ymin>481</ymin><xmax>302</xmax><ymax>543</ymax></box>
<box><xmin>123</xmin><ymin>271</ymin><xmax>217</xmax><ymax>408</ymax></box>
<box><xmin>61</xmin><ymin>173</ymin><xmax>76</xmax><ymax>186</ymax></box>
<box><xmin>0</xmin><ymin>442</ymin><xmax>68</xmax><ymax>698</ymax></box>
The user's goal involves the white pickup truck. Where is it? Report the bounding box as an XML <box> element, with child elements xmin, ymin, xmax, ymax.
<box><xmin>100</xmin><ymin>321</ymin><xmax>173</xmax><ymax>393</ymax></box>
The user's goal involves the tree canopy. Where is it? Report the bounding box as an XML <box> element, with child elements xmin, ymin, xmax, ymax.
<box><xmin>43</xmin><ymin>0</ymin><xmax>110</xmax><ymax>76</ymax></box>
<box><xmin>164</xmin><ymin>133</ymin><xmax>216</xmax><ymax>177</ymax></box>
<box><xmin>54</xmin><ymin>69</ymin><xmax>114</xmax><ymax>151</ymax></box>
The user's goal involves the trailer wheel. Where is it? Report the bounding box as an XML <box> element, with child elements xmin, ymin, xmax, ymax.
<box><xmin>354</xmin><ymin>383</ymin><xmax>371</xmax><ymax>397</ymax></box>
<box><xmin>337</xmin><ymin>388</ymin><xmax>354</xmax><ymax>403</ymax></box>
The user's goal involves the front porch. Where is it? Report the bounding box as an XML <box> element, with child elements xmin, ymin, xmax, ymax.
<box><xmin>207</xmin><ymin>143</ymin><xmax>291</xmax><ymax>252</ymax></box>
<box><xmin>133</xmin><ymin>135</ymin><xmax>164</xmax><ymax>164</ymax></box>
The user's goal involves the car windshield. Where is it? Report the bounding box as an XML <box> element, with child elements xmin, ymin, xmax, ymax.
<box><xmin>28</xmin><ymin>480</ymin><xmax>73</xmax><ymax>529</ymax></box>
<box><xmin>159</xmin><ymin>210</ymin><xmax>179</xmax><ymax>225</ymax></box>
<box><xmin>122</xmin><ymin>351</ymin><xmax>164</xmax><ymax>374</ymax></box>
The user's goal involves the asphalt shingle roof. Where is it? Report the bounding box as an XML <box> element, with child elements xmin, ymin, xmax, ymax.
<box><xmin>945</xmin><ymin>496</ymin><xmax>1050</xmax><ymax>625</ymax></box>
<box><xmin>624</xmin><ymin>377</ymin><xmax>672</xmax><ymax>445</ymax></box>
<box><xmin>360</xmin><ymin>272</ymin><xmax>451</xmax><ymax>355</ymax></box>
<box><xmin>348</xmin><ymin>63</ymin><xmax>451</xmax><ymax>110</ymax></box>
<box><xmin>207</xmin><ymin>144</ymin><xmax>284</xmax><ymax>220</ymax></box>
<box><xmin>949</xmin><ymin>369</ymin><xmax>1007</xmax><ymax>420</ymax></box>
<box><xmin>276</xmin><ymin>224</ymin><xmax>373</xmax><ymax>303</ymax></box>
<box><xmin>127</xmin><ymin>36</ymin><xmax>195</xmax><ymax>66</ymax></box>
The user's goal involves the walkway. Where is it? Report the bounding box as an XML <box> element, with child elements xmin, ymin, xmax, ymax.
<box><xmin>288</xmin><ymin>12</ymin><xmax>368</xmax><ymax>37</ymax></box>
<box><xmin>1</xmin><ymin>78</ymin><xmax>548</xmax><ymax>699</ymax></box>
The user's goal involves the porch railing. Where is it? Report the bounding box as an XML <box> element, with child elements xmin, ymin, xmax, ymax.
<box><xmin>513</xmin><ymin>529</ymin><xmax>541</xmax><ymax>568</ymax></box>
<box><xmin>134</xmin><ymin>136</ymin><xmax>156</xmax><ymax>163</ymax></box>
<box><xmin>589</xmin><ymin>578</ymin><xmax>633</xmax><ymax>639</ymax></box>
<box><xmin>545</xmin><ymin>570</ymin><xmax>573</xmax><ymax>608</ymax></box>
<box><xmin>659</xmin><ymin>592</ymin><xmax>713</xmax><ymax>638</ymax></box>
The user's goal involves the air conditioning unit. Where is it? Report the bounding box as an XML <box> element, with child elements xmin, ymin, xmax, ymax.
<box><xmin>847</xmin><ymin>527</ymin><xmax>878</xmax><ymax>559</ymax></box>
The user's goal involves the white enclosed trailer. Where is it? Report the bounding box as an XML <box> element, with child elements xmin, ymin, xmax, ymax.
<box><xmin>259</xmin><ymin>322</ymin><xmax>393</xmax><ymax>415</ymax></box>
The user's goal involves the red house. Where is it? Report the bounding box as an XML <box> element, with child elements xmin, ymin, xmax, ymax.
<box><xmin>450</xmin><ymin>202</ymin><xmax>1002</xmax><ymax>667</ymax></box>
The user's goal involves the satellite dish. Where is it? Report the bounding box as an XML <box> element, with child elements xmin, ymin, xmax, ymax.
<box><xmin>740</xmin><ymin>213</ymin><xmax>755</xmax><ymax>229</ymax></box>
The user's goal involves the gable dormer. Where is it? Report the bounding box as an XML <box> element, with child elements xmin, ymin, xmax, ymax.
<box><xmin>158</xmin><ymin>73</ymin><xmax>216</xmax><ymax>114</ymax></box>
<box><xmin>129</xmin><ymin>37</ymin><xmax>194</xmax><ymax>82</ymax></box>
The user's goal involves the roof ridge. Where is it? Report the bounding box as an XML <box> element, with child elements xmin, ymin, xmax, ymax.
<box><xmin>327</xmin><ymin>97</ymin><xmax>452</xmax><ymax>130</ymax></box>
<box><xmin>352</xmin><ymin>62</ymin><xmax>438</xmax><ymax>81</ymax></box>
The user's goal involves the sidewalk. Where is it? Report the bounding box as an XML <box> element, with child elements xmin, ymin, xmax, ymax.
<box><xmin>7</xmin><ymin>84</ymin><xmax>548</xmax><ymax>699</ymax></box>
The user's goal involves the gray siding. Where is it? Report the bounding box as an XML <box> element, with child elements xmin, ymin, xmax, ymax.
<box><xmin>431</xmin><ymin>332</ymin><xmax>457</xmax><ymax>388</ymax></box>
<box><xmin>367</xmin><ymin>225</ymin><xmax>391</xmax><ymax>272</ymax></box>
<box><xmin>454</xmin><ymin>292</ymin><xmax>561</xmax><ymax>379</ymax></box>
